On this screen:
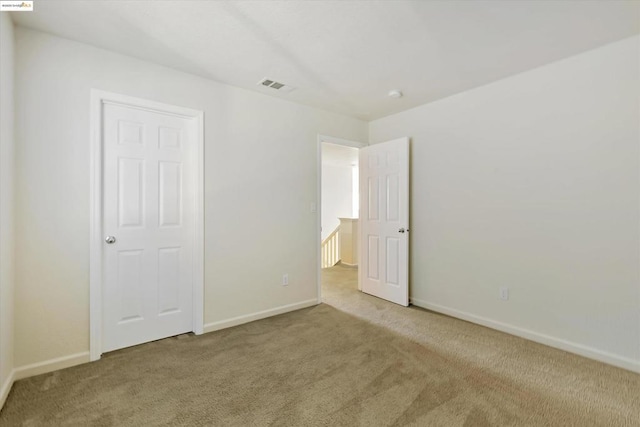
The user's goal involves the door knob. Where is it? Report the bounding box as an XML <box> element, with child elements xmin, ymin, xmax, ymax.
<box><xmin>105</xmin><ymin>236</ymin><xmax>116</xmax><ymax>244</ymax></box>
<box><xmin>398</xmin><ymin>228</ymin><xmax>405</xmax><ymax>233</ymax></box>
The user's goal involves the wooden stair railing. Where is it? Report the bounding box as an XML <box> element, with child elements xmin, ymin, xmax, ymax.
<box><xmin>321</xmin><ymin>225</ymin><xmax>340</xmax><ymax>268</ymax></box>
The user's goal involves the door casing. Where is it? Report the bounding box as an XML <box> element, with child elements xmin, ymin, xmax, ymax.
<box><xmin>89</xmin><ymin>89</ymin><xmax>204</xmax><ymax>361</ymax></box>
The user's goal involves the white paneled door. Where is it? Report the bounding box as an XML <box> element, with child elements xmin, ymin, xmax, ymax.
<box><xmin>359</xmin><ymin>138</ymin><xmax>409</xmax><ymax>306</ymax></box>
<box><xmin>102</xmin><ymin>102</ymin><xmax>196</xmax><ymax>352</ymax></box>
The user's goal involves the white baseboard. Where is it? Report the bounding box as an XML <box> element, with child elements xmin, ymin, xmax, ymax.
<box><xmin>1</xmin><ymin>351</ymin><xmax>92</xmax><ymax>409</ymax></box>
<box><xmin>0</xmin><ymin>369</ymin><xmax>15</xmax><ymax>410</ymax></box>
<box><xmin>411</xmin><ymin>298</ymin><xmax>640</xmax><ymax>374</ymax></box>
<box><xmin>204</xmin><ymin>299</ymin><xmax>318</xmax><ymax>333</ymax></box>
<box><xmin>13</xmin><ymin>352</ymin><xmax>91</xmax><ymax>381</ymax></box>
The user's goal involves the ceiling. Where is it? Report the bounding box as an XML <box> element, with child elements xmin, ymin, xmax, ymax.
<box><xmin>322</xmin><ymin>142</ymin><xmax>358</xmax><ymax>168</ymax></box>
<box><xmin>11</xmin><ymin>1</ymin><xmax>640</xmax><ymax>121</ymax></box>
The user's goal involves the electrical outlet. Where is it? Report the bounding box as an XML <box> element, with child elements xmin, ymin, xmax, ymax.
<box><xmin>282</xmin><ymin>274</ymin><xmax>289</xmax><ymax>286</ymax></box>
<box><xmin>499</xmin><ymin>287</ymin><xmax>509</xmax><ymax>301</ymax></box>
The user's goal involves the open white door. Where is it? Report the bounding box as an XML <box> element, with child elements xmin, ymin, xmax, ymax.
<box><xmin>359</xmin><ymin>138</ymin><xmax>409</xmax><ymax>306</ymax></box>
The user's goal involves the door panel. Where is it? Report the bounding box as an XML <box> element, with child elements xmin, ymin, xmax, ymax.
<box><xmin>158</xmin><ymin>247</ymin><xmax>182</xmax><ymax>314</ymax></box>
<box><xmin>367</xmin><ymin>235</ymin><xmax>380</xmax><ymax>280</ymax></box>
<box><xmin>159</xmin><ymin>161</ymin><xmax>182</xmax><ymax>226</ymax></box>
<box><xmin>118</xmin><ymin>121</ymin><xmax>144</xmax><ymax>146</ymax></box>
<box><xmin>117</xmin><ymin>249</ymin><xmax>144</xmax><ymax>323</ymax></box>
<box><xmin>360</xmin><ymin>138</ymin><xmax>409</xmax><ymax>306</ymax></box>
<box><xmin>103</xmin><ymin>103</ymin><xmax>194</xmax><ymax>352</ymax></box>
<box><xmin>386</xmin><ymin>237</ymin><xmax>400</xmax><ymax>286</ymax></box>
<box><xmin>118</xmin><ymin>158</ymin><xmax>145</xmax><ymax>227</ymax></box>
<box><xmin>367</xmin><ymin>177</ymin><xmax>379</xmax><ymax>220</ymax></box>
<box><xmin>158</xmin><ymin>127</ymin><xmax>182</xmax><ymax>149</ymax></box>
<box><xmin>386</xmin><ymin>174</ymin><xmax>399</xmax><ymax>220</ymax></box>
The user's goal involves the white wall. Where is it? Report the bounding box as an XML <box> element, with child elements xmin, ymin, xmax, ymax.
<box><xmin>369</xmin><ymin>36</ymin><xmax>640</xmax><ymax>371</ymax></box>
<box><xmin>13</xmin><ymin>27</ymin><xmax>367</xmax><ymax>368</ymax></box>
<box><xmin>321</xmin><ymin>163</ymin><xmax>353</xmax><ymax>241</ymax></box>
<box><xmin>0</xmin><ymin>13</ymin><xmax>15</xmax><ymax>405</ymax></box>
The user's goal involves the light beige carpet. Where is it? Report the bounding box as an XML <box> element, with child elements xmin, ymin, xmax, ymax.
<box><xmin>322</xmin><ymin>263</ymin><xmax>640</xmax><ymax>426</ymax></box>
<box><xmin>0</xmin><ymin>264</ymin><xmax>638</xmax><ymax>426</ymax></box>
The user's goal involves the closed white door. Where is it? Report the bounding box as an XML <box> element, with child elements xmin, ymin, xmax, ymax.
<box><xmin>359</xmin><ymin>138</ymin><xmax>410</xmax><ymax>306</ymax></box>
<box><xmin>102</xmin><ymin>102</ymin><xmax>195</xmax><ymax>352</ymax></box>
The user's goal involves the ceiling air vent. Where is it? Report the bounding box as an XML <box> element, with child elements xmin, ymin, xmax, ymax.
<box><xmin>258</xmin><ymin>78</ymin><xmax>295</xmax><ymax>93</ymax></box>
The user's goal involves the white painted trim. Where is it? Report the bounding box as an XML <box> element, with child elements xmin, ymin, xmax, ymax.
<box><xmin>0</xmin><ymin>369</ymin><xmax>15</xmax><ymax>410</ymax></box>
<box><xmin>13</xmin><ymin>352</ymin><xmax>91</xmax><ymax>381</ymax></box>
<box><xmin>89</xmin><ymin>89</ymin><xmax>205</xmax><ymax>361</ymax></box>
<box><xmin>203</xmin><ymin>299</ymin><xmax>318</xmax><ymax>333</ymax></box>
<box><xmin>318</xmin><ymin>134</ymin><xmax>367</xmax><ymax>149</ymax></box>
<box><xmin>192</xmin><ymin>111</ymin><xmax>205</xmax><ymax>335</ymax></box>
<box><xmin>316</xmin><ymin>135</ymin><xmax>367</xmax><ymax>303</ymax></box>
<box><xmin>316</xmin><ymin>138</ymin><xmax>322</xmax><ymax>305</ymax></box>
<box><xmin>411</xmin><ymin>298</ymin><xmax>640</xmax><ymax>374</ymax></box>
<box><xmin>89</xmin><ymin>90</ymin><xmax>103</xmax><ymax>362</ymax></box>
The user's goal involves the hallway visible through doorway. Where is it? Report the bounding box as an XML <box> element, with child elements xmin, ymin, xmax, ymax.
<box><xmin>320</xmin><ymin>138</ymin><xmax>362</xmax><ymax>298</ymax></box>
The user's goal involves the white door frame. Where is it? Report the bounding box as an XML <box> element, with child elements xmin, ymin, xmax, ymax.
<box><xmin>89</xmin><ymin>89</ymin><xmax>205</xmax><ymax>361</ymax></box>
<box><xmin>316</xmin><ymin>134</ymin><xmax>367</xmax><ymax>304</ymax></box>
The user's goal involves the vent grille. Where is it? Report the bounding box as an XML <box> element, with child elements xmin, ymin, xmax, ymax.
<box><xmin>257</xmin><ymin>78</ymin><xmax>295</xmax><ymax>93</ymax></box>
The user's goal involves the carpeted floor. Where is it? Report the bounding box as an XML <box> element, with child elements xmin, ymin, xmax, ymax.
<box><xmin>322</xmin><ymin>264</ymin><xmax>640</xmax><ymax>426</ymax></box>
<box><xmin>1</xmin><ymin>264</ymin><xmax>638</xmax><ymax>426</ymax></box>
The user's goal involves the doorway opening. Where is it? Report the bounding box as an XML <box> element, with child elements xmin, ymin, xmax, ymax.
<box><xmin>317</xmin><ymin>135</ymin><xmax>366</xmax><ymax>304</ymax></box>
